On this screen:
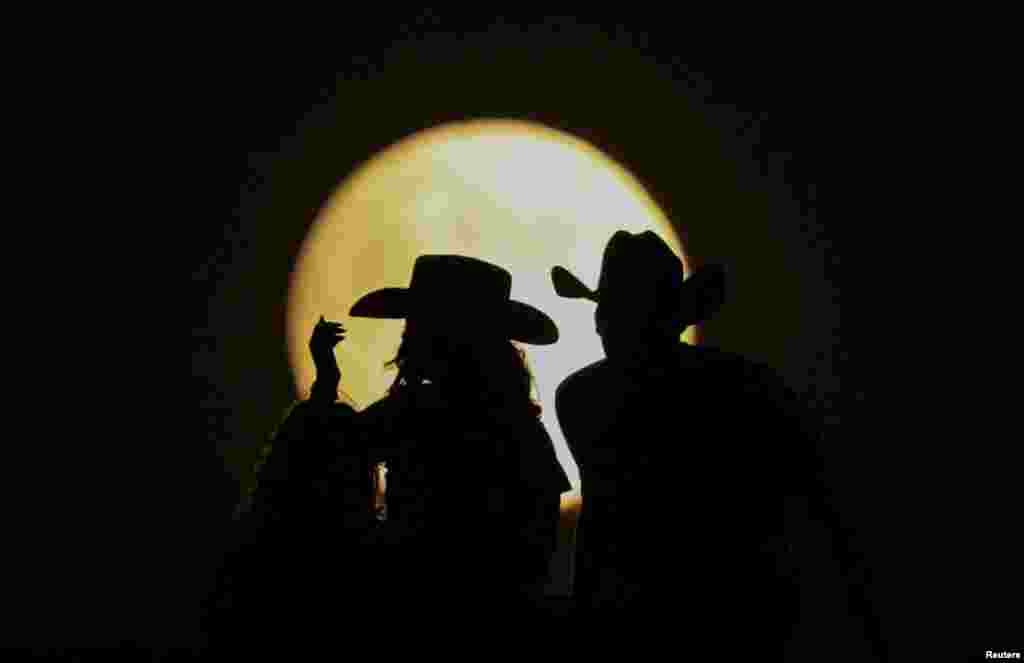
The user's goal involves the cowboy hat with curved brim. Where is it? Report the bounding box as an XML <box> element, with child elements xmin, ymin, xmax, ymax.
<box><xmin>350</xmin><ymin>254</ymin><xmax>559</xmax><ymax>345</ymax></box>
<box><xmin>551</xmin><ymin>230</ymin><xmax>727</xmax><ymax>330</ymax></box>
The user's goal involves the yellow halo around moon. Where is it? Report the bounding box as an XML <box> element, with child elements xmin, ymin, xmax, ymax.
<box><xmin>287</xmin><ymin>119</ymin><xmax>693</xmax><ymax>493</ymax></box>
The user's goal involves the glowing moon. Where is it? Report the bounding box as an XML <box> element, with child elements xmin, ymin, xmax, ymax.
<box><xmin>288</xmin><ymin>119</ymin><xmax>693</xmax><ymax>493</ymax></box>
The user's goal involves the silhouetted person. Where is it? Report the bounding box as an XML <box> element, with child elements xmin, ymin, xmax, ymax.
<box><xmin>346</xmin><ymin>255</ymin><xmax>569</xmax><ymax>633</ymax></box>
<box><xmin>212</xmin><ymin>255</ymin><xmax>570</xmax><ymax>648</ymax></box>
<box><xmin>551</xmin><ymin>230</ymin><xmax>823</xmax><ymax>652</ymax></box>
<box><xmin>203</xmin><ymin>317</ymin><xmax>378</xmax><ymax>649</ymax></box>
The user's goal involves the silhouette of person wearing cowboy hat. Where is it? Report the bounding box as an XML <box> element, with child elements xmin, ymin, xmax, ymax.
<box><xmin>345</xmin><ymin>255</ymin><xmax>568</xmax><ymax>625</ymax></box>
<box><xmin>216</xmin><ymin>254</ymin><xmax>570</xmax><ymax>646</ymax></box>
<box><xmin>551</xmin><ymin>230</ymin><xmax>820</xmax><ymax>650</ymax></box>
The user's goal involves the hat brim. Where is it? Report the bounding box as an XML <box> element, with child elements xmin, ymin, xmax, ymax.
<box><xmin>676</xmin><ymin>263</ymin><xmax>727</xmax><ymax>326</ymax></box>
<box><xmin>551</xmin><ymin>262</ymin><xmax>727</xmax><ymax>328</ymax></box>
<box><xmin>506</xmin><ymin>300</ymin><xmax>559</xmax><ymax>345</ymax></box>
<box><xmin>551</xmin><ymin>266</ymin><xmax>598</xmax><ymax>301</ymax></box>
<box><xmin>349</xmin><ymin>288</ymin><xmax>409</xmax><ymax>319</ymax></box>
<box><xmin>350</xmin><ymin>288</ymin><xmax>559</xmax><ymax>345</ymax></box>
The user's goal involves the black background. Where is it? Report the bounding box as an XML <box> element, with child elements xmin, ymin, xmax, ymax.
<box><xmin>34</xmin><ymin>11</ymin><xmax>1014</xmax><ymax>658</ymax></box>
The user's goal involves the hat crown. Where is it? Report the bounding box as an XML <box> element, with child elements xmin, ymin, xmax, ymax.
<box><xmin>552</xmin><ymin>229</ymin><xmax>727</xmax><ymax>331</ymax></box>
<box><xmin>597</xmin><ymin>231</ymin><xmax>683</xmax><ymax>295</ymax></box>
<box><xmin>349</xmin><ymin>253</ymin><xmax>559</xmax><ymax>345</ymax></box>
<box><xmin>406</xmin><ymin>256</ymin><xmax>512</xmax><ymax>326</ymax></box>
<box><xmin>408</xmin><ymin>255</ymin><xmax>512</xmax><ymax>307</ymax></box>
<box><xmin>596</xmin><ymin>231</ymin><xmax>687</xmax><ymax>323</ymax></box>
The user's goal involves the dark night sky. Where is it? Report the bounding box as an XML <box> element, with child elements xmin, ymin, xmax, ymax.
<box><xmin>197</xmin><ymin>20</ymin><xmax>833</xmax><ymax>484</ymax></box>
<box><xmin>186</xmin><ymin>14</ymin><xmax>860</xmax><ymax>650</ymax></box>
<box><xmin>54</xmin><ymin>12</ymin><xmax>1009</xmax><ymax>657</ymax></box>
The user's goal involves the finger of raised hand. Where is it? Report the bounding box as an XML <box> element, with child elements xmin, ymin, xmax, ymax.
<box><xmin>315</xmin><ymin>322</ymin><xmax>344</xmax><ymax>334</ymax></box>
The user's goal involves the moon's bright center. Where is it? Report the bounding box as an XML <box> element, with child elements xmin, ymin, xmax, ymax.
<box><xmin>288</xmin><ymin>120</ymin><xmax>692</xmax><ymax>493</ymax></box>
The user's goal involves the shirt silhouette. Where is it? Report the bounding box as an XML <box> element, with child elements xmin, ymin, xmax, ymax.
<box><xmin>552</xmin><ymin>230</ymin><xmax>817</xmax><ymax>647</ymax></box>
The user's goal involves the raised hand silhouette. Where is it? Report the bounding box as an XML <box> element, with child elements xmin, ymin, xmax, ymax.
<box><xmin>310</xmin><ymin>316</ymin><xmax>346</xmax><ymax>362</ymax></box>
<box><xmin>309</xmin><ymin>316</ymin><xmax>346</xmax><ymax>404</ymax></box>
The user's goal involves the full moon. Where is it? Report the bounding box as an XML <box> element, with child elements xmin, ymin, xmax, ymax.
<box><xmin>287</xmin><ymin>119</ymin><xmax>693</xmax><ymax>494</ymax></box>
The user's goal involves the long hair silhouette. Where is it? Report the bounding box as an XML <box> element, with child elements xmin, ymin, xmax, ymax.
<box><xmin>384</xmin><ymin>319</ymin><xmax>542</xmax><ymax>418</ymax></box>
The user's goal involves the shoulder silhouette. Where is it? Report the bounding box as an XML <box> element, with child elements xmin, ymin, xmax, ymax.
<box><xmin>551</xmin><ymin>230</ymin><xmax>814</xmax><ymax>649</ymax></box>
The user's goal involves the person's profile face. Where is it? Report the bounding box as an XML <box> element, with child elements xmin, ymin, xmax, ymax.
<box><xmin>400</xmin><ymin>322</ymin><xmax>451</xmax><ymax>384</ymax></box>
<box><xmin>595</xmin><ymin>304</ymin><xmax>640</xmax><ymax>361</ymax></box>
<box><xmin>596</xmin><ymin>297</ymin><xmax>677</xmax><ymax>362</ymax></box>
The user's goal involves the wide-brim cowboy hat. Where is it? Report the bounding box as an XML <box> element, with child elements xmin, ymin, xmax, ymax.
<box><xmin>350</xmin><ymin>254</ymin><xmax>559</xmax><ymax>345</ymax></box>
<box><xmin>551</xmin><ymin>230</ymin><xmax>726</xmax><ymax>330</ymax></box>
